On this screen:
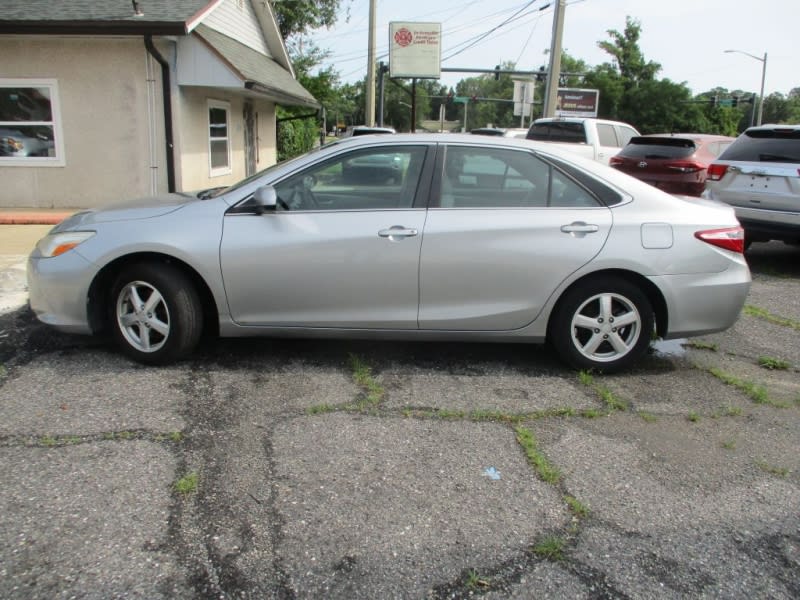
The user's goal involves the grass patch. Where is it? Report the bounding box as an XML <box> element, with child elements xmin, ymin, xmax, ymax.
<box><xmin>307</xmin><ymin>403</ymin><xmax>337</xmax><ymax>415</ymax></box>
<box><xmin>0</xmin><ymin>363</ymin><xmax>7</xmax><ymax>380</ymax></box>
<box><xmin>564</xmin><ymin>495</ymin><xmax>589</xmax><ymax>518</ymax></box>
<box><xmin>757</xmin><ymin>461</ymin><xmax>789</xmax><ymax>478</ymax></box>
<box><xmin>514</xmin><ymin>426</ymin><xmax>560</xmax><ymax>484</ymax></box>
<box><xmin>687</xmin><ymin>411</ymin><xmax>700</xmax><ymax>423</ymax></box>
<box><xmin>721</xmin><ymin>439</ymin><xmax>736</xmax><ymax>450</ymax></box>
<box><xmin>757</xmin><ymin>356</ymin><xmax>791</xmax><ymax>370</ymax></box>
<box><xmin>40</xmin><ymin>435</ymin><xmax>57</xmax><ymax>447</ymax></box>
<box><xmin>743</xmin><ymin>305</ymin><xmax>800</xmax><ymax>331</ymax></box>
<box><xmin>174</xmin><ymin>471</ymin><xmax>199</xmax><ymax>494</ymax></box>
<box><xmin>531</xmin><ymin>536</ymin><xmax>566</xmax><ymax>561</ymax></box>
<box><xmin>638</xmin><ymin>411</ymin><xmax>658</xmax><ymax>423</ymax></box>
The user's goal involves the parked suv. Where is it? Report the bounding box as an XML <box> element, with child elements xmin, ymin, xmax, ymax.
<box><xmin>704</xmin><ymin>125</ymin><xmax>800</xmax><ymax>246</ymax></box>
<box><xmin>610</xmin><ymin>133</ymin><xmax>734</xmax><ymax>196</ymax></box>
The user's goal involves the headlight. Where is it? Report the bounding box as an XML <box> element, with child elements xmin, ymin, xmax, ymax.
<box><xmin>36</xmin><ymin>231</ymin><xmax>95</xmax><ymax>258</ymax></box>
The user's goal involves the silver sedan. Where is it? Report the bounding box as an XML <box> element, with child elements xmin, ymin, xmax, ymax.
<box><xmin>28</xmin><ymin>134</ymin><xmax>751</xmax><ymax>372</ymax></box>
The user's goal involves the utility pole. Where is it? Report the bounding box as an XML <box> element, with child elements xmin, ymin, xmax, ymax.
<box><xmin>365</xmin><ymin>0</ymin><xmax>377</xmax><ymax>126</ymax></box>
<box><xmin>542</xmin><ymin>0</ymin><xmax>566</xmax><ymax>118</ymax></box>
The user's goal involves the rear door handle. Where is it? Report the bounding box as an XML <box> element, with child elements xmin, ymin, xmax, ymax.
<box><xmin>378</xmin><ymin>226</ymin><xmax>419</xmax><ymax>241</ymax></box>
<box><xmin>561</xmin><ymin>222</ymin><xmax>599</xmax><ymax>236</ymax></box>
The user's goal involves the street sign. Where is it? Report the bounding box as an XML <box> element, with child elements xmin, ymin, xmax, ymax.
<box><xmin>389</xmin><ymin>22</ymin><xmax>441</xmax><ymax>79</ymax></box>
<box><xmin>453</xmin><ymin>96</ymin><xmax>469</xmax><ymax>104</ymax></box>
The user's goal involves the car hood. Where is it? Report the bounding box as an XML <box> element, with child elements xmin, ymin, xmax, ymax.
<box><xmin>52</xmin><ymin>192</ymin><xmax>198</xmax><ymax>231</ymax></box>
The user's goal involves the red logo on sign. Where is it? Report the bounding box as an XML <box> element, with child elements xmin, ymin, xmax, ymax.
<box><xmin>394</xmin><ymin>28</ymin><xmax>413</xmax><ymax>47</ymax></box>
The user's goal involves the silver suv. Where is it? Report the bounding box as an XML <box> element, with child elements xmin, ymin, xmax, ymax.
<box><xmin>704</xmin><ymin>124</ymin><xmax>800</xmax><ymax>246</ymax></box>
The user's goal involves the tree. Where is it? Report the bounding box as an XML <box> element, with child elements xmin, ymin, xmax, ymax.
<box><xmin>597</xmin><ymin>17</ymin><xmax>660</xmax><ymax>88</ymax></box>
<box><xmin>270</xmin><ymin>0</ymin><xmax>344</xmax><ymax>40</ymax></box>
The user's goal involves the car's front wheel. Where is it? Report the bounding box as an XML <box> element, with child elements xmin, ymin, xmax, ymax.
<box><xmin>550</xmin><ymin>277</ymin><xmax>654</xmax><ymax>372</ymax></box>
<box><xmin>109</xmin><ymin>263</ymin><xmax>203</xmax><ymax>365</ymax></box>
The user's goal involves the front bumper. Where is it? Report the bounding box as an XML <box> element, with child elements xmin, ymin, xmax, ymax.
<box><xmin>27</xmin><ymin>250</ymin><xmax>99</xmax><ymax>334</ymax></box>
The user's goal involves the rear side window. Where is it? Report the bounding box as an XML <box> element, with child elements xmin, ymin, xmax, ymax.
<box><xmin>439</xmin><ymin>146</ymin><xmax>601</xmax><ymax>208</ymax></box>
<box><xmin>527</xmin><ymin>121</ymin><xmax>587</xmax><ymax>143</ymax></box>
<box><xmin>618</xmin><ymin>137</ymin><xmax>696</xmax><ymax>159</ymax></box>
<box><xmin>719</xmin><ymin>129</ymin><xmax>800</xmax><ymax>163</ymax></box>
<box><xmin>596</xmin><ymin>124</ymin><xmax>618</xmax><ymax>147</ymax></box>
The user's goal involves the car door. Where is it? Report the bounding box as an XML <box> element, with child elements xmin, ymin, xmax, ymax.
<box><xmin>419</xmin><ymin>144</ymin><xmax>612</xmax><ymax>330</ymax></box>
<box><xmin>220</xmin><ymin>144</ymin><xmax>430</xmax><ymax>328</ymax></box>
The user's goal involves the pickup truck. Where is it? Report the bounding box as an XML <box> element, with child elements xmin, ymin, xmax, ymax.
<box><xmin>525</xmin><ymin>117</ymin><xmax>640</xmax><ymax>165</ymax></box>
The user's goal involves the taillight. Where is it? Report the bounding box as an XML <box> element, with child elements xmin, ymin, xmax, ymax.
<box><xmin>694</xmin><ymin>226</ymin><xmax>745</xmax><ymax>253</ymax></box>
<box><xmin>707</xmin><ymin>163</ymin><xmax>729</xmax><ymax>181</ymax></box>
<box><xmin>665</xmin><ymin>160</ymin><xmax>704</xmax><ymax>173</ymax></box>
<box><xmin>609</xmin><ymin>156</ymin><xmax>624</xmax><ymax>167</ymax></box>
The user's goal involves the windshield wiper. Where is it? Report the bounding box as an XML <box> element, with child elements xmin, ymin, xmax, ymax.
<box><xmin>197</xmin><ymin>187</ymin><xmax>227</xmax><ymax>199</ymax></box>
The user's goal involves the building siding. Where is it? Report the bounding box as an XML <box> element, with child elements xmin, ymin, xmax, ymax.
<box><xmin>202</xmin><ymin>0</ymin><xmax>271</xmax><ymax>57</ymax></box>
<box><xmin>0</xmin><ymin>36</ymin><xmax>165</xmax><ymax>209</ymax></box>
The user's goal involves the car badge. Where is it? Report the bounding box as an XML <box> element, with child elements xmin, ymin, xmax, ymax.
<box><xmin>637</xmin><ymin>161</ymin><xmax>648</xmax><ymax>168</ymax></box>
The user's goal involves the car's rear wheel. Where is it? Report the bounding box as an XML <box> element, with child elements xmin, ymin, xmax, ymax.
<box><xmin>550</xmin><ymin>277</ymin><xmax>654</xmax><ymax>372</ymax></box>
<box><xmin>109</xmin><ymin>263</ymin><xmax>202</xmax><ymax>365</ymax></box>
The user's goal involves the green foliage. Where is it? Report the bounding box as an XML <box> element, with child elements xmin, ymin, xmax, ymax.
<box><xmin>531</xmin><ymin>536</ymin><xmax>566</xmax><ymax>561</ymax></box>
<box><xmin>271</xmin><ymin>0</ymin><xmax>341</xmax><ymax>40</ymax></box>
<box><xmin>514</xmin><ymin>426</ymin><xmax>561</xmax><ymax>484</ymax></box>
<box><xmin>174</xmin><ymin>471</ymin><xmax>199</xmax><ymax>494</ymax></box>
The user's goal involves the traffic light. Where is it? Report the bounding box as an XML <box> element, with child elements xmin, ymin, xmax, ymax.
<box><xmin>446</xmin><ymin>89</ymin><xmax>454</xmax><ymax>103</ymax></box>
<box><xmin>709</xmin><ymin>94</ymin><xmax>718</xmax><ymax>107</ymax></box>
<box><xmin>471</xmin><ymin>94</ymin><xmax>478</xmax><ymax>103</ymax></box>
<box><xmin>536</xmin><ymin>66</ymin><xmax>546</xmax><ymax>82</ymax></box>
<box><xmin>494</xmin><ymin>65</ymin><xmax>501</xmax><ymax>81</ymax></box>
<box><xmin>731</xmin><ymin>96</ymin><xmax>739</xmax><ymax>107</ymax></box>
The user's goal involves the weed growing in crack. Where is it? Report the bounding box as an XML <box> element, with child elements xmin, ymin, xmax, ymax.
<box><xmin>721</xmin><ymin>439</ymin><xmax>736</xmax><ymax>450</ymax></box>
<box><xmin>514</xmin><ymin>426</ymin><xmax>560</xmax><ymax>484</ymax></box>
<box><xmin>757</xmin><ymin>356</ymin><xmax>791</xmax><ymax>370</ymax></box>
<box><xmin>744</xmin><ymin>305</ymin><xmax>800</xmax><ymax>332</ymax></box>
<box><xmin>577</xmin><ymin>370</ymin><xmax>627</xmax><ymax>411</ymax></box>
<box><xmin>707</xmin><ymin>367</ymin><xmax>770</xmax><ymax>405</ymax></box>
<box><xmin>757</xmin><ymin>461</ymin><xmax>789</xmax><ymax>478</ymax></box>
<box><xmin>686</xmin><ymin>340</ymin><xmax>718</xmax><ymax>352</ymax></box>
<box><xmin>348</xmin><ymin>353</ymin><xmax>384</xmax><ymax>409</ymax></box>
<box><xmin>465</xmin><ymin>569</ymin><xmax>490</xmax><ymax>589</ymax></box>
<box><xmin>687</xmin><ymin>411</ymin><xmax>700</xmax><ymax>423</ymax></box>
<box><xmin>174</xmin><ymin>471</ymin><xmax>199</xmax><ymax>494</ymax></box>
<box><xmin>531</xmin><ymin>536</ymin><xmax>566</xmax><ymax>561</ymax></box>
<box><xmin>564</xmin><ymin>495</ymin><xmax>589</xmax><ymax>519</ymax></box>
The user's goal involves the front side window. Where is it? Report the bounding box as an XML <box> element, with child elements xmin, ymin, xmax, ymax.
<box><xmin>439</xmin><ymin>146</ymin><xmax>600</xmax><ymax>209</ymax></box>
<box><xmin>273</xmin><ymin>145</ymin><xmax>428</xmax><ymax>211</ymax></box>
<box><xmin>0</xmin><ymin>79</ymin><xmax>64</xmax><ymax>166</ymax></box>
<box><xmin>208</xmin><ymin>100</ymin><xmax>231</xmax><ymax>176</ymax></box>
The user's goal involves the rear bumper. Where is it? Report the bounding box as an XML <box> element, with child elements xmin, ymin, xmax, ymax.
<box><xmin>648</xmin><ymin>261</ymin><xmax>751</xmax><ymax>338</ymax></box>
<box><xmin>733</xmin><ymin>207</ymin><xmax>800</xmax><ymax>242</ymax></box>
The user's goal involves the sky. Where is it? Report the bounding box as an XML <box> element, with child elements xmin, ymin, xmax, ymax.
<box><xmin>307</xmin><ymin>0</ymin><xmax>799</xmax><ymax>97</ymax></box>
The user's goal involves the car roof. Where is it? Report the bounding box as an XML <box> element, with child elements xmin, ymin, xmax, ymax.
<box><xmin>641</xmin><ymin>133</ymin><xmax>734</xmax><ymax>141</ymax></box>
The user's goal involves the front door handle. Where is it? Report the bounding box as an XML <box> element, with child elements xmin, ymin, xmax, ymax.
<box><xmin>561</xmin><ymin>222</ymin><xmax>599</xmax><ymax>237</ymax></box>
<box><xmin>378</xmin><ymin>226</ymin><xmax>419</xmax><ymax>241</ymax></box>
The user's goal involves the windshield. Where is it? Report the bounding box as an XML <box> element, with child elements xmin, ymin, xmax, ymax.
<box><xmin>527</xmin><ymin>122</ymin><xmax>587</xmax><ymax>143</ymax></box>
<box><xmin>719</xmin><ymin>129</ymin><xmax>800</xmax><ymax>163</ymax></box>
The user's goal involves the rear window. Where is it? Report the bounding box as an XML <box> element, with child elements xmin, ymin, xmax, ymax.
<box><xmin>527</xmin><ymin>122</ymin><xmax>587</xmax><ymax>144</ymax></box>
<box><xmin>719</xmin><ymin>129</ymin><xmax>800</xmax><ymax>163</ymax></box>
<box><xmin>618</xmin><ymin>137</ymin><xmax>696</xmax><ymax>159</ymax></box>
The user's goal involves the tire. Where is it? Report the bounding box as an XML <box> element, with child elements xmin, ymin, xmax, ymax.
<box><xmin>109</xmin><ymin>263</ymin><xmax>203</xmax><ymax>365</ymax></box>
<box><xmin>550</xmin><ymin>277</ymin><xmax>654</xmax><ymax>373</ymax></box>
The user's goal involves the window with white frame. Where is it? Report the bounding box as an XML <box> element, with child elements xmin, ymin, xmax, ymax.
<box><xmin>0</xmin><ymin>79</ymin><xmax>65</xmax><ymax>166</ymax></box>
<box><xmin>208</xmin><ymin>100</ymin><xmax>232</xmax><ymax>176</ymax></box>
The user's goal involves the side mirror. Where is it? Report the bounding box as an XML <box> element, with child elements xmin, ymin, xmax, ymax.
<box><xmin>253</xmin><ymin>185</ymin><xmax>277</xmax><ymax>215</ymax></box>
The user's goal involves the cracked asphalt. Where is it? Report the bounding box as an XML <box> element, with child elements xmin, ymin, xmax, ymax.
<box><xmin>0</xmin><ymin>239</ymin><xmax>798</xmax><ymax>599</ymax></box>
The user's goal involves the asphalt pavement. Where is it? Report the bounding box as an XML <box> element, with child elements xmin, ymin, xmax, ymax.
<box><xmin>0</xmin><ymin>220</ymin><xmax>798</xmax><ymax>598</ymax></box>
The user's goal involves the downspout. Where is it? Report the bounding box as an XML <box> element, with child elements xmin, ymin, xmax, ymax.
<box><xmin>144</xmin><ymin>35</ymin><xmax>176</xmax><ymax>192</ymax></box>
